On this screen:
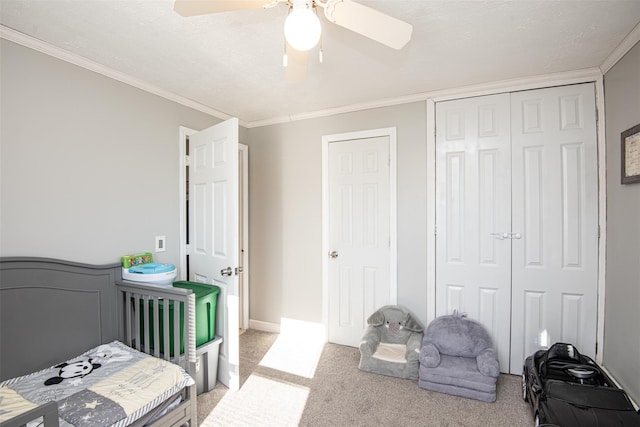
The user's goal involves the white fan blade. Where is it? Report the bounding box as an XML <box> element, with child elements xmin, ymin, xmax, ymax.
<box><xmin>285</xmin><ymin>44</ymin><xmax>309</xmax><ymax>83</ymax></box>
<box><xmin>324</xmin><ymin>0</ymin><xmax>412</xmax><ymax>49</ymax></box>
<box><xmin>174</xmin><ymin>0</ymin><xmax>272</xmax><ymax>17</ymax></box>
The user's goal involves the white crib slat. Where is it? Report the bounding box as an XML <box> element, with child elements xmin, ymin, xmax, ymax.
<box><xmin>187</xmin><ymin>293</ymin><xmax>196</xmax><ymax>365</ymax></box>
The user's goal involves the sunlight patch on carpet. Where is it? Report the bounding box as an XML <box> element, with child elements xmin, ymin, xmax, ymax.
<box><xmin>259</xmin><ymin>318</ymin><xmax>325</xmax><ymax>378</ymax></box>
<box><xmin>201</xmin><ymin>374</ymin><xmax>309</xmax><ymax>427</ymax></box>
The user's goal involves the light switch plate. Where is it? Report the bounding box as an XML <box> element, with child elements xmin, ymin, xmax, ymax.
<box><xmin>155</xmin><ymin>235</ymin><xmax>166</xmax><ymax>252</ymax></box>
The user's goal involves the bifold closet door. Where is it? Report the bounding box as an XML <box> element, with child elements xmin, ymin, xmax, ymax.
<box><xmin>435</xmin><ymin>93</ymin><xmax>513</xmax><ymax>372</ymax></box>
<box><xmin>509</xmin><ymin>84</ymin><xmax>599</xmax><ymax>373</ymax></box>
<box><xmin>435</xmin><ymin>83</ymin><xmax>599</xmax><ymax>375</ymax></box>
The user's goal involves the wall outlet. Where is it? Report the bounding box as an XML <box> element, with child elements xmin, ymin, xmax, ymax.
<box><xmin>155</xmin><ymin>235</ymin><xmax>166</xmax><ymax>252</ymax></box>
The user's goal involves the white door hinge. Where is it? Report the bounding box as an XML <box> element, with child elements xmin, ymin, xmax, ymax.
<box><xmin>185</xmin><ymin>155</ymin><xmax>190</xmax><ymax>167</ymax></box>
<box><xmin>185</xmin><ymin>244</ymin><xmax>191</xmax><ymax>255</ymax></box>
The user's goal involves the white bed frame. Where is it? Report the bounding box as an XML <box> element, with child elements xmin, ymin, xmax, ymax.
<box><xmin>0</xmin><ymin>257</ymin><xmax>198</xmax><ymax>427</ymax></box>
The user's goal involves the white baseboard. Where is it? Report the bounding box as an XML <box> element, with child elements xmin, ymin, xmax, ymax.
<box><xmin>600</xmin><ymin>364</ymin><xmax>639</xmax><ymax>411</ymax></box>
<box><xmin>249</xmin><ymin>319</ymin><xmax>280</xmax><ymax>333</ymax></box>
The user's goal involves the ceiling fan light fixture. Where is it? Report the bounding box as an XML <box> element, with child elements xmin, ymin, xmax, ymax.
<box><xmin>284</xmin><ymin>1</ymin><xmax>321</xmax><ymax>51</ymax></box>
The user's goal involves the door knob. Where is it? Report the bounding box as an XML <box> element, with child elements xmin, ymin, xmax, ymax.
<box><xmin>329</xmin><ymin>251</ymin><xmax>339</xmax><ymax>258</ymax></box>
<box><xmin>220</xmin><ymin>267</ymin><xmax>233</xmax><ymax>276</ymax></box>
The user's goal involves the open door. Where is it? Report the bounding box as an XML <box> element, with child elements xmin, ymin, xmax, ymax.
<box><xmin>188</xmin><ymin>118</ymin><xmax>240</xmax><ymax>391</ymax></box>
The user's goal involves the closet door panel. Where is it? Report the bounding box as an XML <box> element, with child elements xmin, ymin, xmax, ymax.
<box><xmin>510</xmin><ymin>83</ymin><xmax>598</xmax><ymax>374</ymax></box>
<box><xmin>522</xmin><ymin>146</ymin><xmax>545</xmax><ymax>267</ymax></box>
<box><xmin>435</xmin><ymin>94</ymin><xmax>512</xmax><ymax>372</ymax></box>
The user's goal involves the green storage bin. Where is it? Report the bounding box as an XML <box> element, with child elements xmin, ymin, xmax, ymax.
<box><xmin>141</xmin><ymin>282</ymin><xmax>219</xmax><ymax>356</ymax></box>
<box><xmin>173</xmin><ymin>281</ymin><xmax>219</xmax><ymax>347</ymax></box>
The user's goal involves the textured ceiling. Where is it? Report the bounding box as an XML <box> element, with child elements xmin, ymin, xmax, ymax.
<box><xmin>2</xmin><ymin>1</ymin><xmax>640</xmax><ymax>126</ymax></box>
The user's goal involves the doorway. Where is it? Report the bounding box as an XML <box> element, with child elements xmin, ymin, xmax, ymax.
<box><xmin>322</xmin><ymin>127</ymin><xmax>398</xmax><ymax>347</ymax></box>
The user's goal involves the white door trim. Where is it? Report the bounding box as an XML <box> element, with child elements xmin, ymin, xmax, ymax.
<box><xmin>425</xmin><ymin>73</ymin><xmax>607</xmax><ymax>364</ymax></box>
<box><xmin>178</xmin><ymin>125</ymin><xmax>195</xmax><ymax>281</ymax></box>
<box><xmin>239</xmin><ymin>143</ymin><xmax>250</xmax><ymax>330</ymax></box>
<box><xmin>426</xmin><ymin>99</ymin><xmax>437</xmax><ymax>324</ymax></box>
<box><xmin>321</xmin><ymin>127</ymin><xmax>398</xmax><ymax>338</ymax></box>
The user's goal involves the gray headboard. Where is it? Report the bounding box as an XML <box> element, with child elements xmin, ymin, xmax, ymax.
<box><xmin>0</xmin><ymin>257</ymin><xmax>121</xmax><ymax>381</ymax></box>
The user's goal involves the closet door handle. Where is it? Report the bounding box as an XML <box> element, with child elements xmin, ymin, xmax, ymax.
<box><xmin>490</xmin><ymin>232</ymin><xmax>522</xmax><ymax>240</ymax></box>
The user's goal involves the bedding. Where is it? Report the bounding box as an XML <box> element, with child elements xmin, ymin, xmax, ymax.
<box><xmin>0</xmin><ymin>341</ymin><xmax>194</xmax><ymax>427</ymax></box>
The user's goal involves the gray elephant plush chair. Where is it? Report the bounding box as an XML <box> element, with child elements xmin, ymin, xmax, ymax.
<box><xmin>419</xmin><ymin>312</ymin><xmax>500</xmax><ymax>402</ymax></box>
<box><xmin>358</xmin><ymin>305</ymin><xmax>424</xmax><ymax>380</ymax></box>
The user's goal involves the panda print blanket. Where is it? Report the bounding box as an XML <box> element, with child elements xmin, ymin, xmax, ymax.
<box><xmin>0</xmin><ymin>341</ymin><xmax>194</xmax><ymax>427</ymax></box>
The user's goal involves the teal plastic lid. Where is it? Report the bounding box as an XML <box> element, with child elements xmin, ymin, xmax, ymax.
<box><xmin>129</xmin><ymin>262</ymin><xmax>175</xmax><ymax>274</ymax></box>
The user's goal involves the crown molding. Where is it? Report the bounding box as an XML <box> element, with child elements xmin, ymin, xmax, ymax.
<box><xmin>0</xmin><ymin>25</ymin><xmax>248</xmax><ymax>128</ymax></box>
<box><xmin>246</xmin><ymin>92</ymin><xmax>428</xmax><ymax>128</ymax></box>
<box><xmin>600</xmin><ymin>21</ymin><xmax>640</xmax><ymax>74</ymax></box>
<box><xmin>426</xmin><ymin>68</ymin><xmax>602</xmax><ymax>103</ymax></box>
<box><xmin>246</xmin><ymin>68</ymin><xmax>603</xmax><ymax>128</ymax></box>
<box><xmin>2</xmin><ymin>24</ymin><xmax>620</xmax><ymax>130</ymax></box>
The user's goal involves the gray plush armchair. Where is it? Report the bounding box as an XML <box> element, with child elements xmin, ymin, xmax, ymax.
<box><xmin>358</xmin><ymin>305</ymin><xmax>424</xmax><ymax>380</ymax></box>
<box><xmin>419</xmin><ymin>312</ymin><xmax>499</xmax><ymax>402</ymax></box>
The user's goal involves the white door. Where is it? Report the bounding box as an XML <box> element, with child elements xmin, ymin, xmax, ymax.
<box><xmin>327</xmin><ymin>134</ymin><xmax>394</xmax><ymax>347</ymax></box>
<box><xmin>435</xmin><ymin>84</ymin><xmax>599</xmax><ymax>375</ymax></box>
<box><xmin>435</xmin><ymin>93</ymin><xmax>513</xmax><ymax>371</ymax></box>
<box><xmin>189</xmin><ymin>118</ymin><xmax>241</xmax><ymax>391</ymax></box>
<box><xmin>510</xmin><ymin>84</ymin><xmax>599</xmax><ymax>373</ymax></box>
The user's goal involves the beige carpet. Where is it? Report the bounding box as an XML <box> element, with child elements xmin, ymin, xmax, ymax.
<box><xmin>197</xmin><ymin>330</ymin><xmax>533</xmax><ymax>426</ymax></box>
<box><xmin>201</xmin><ymin>374</ymin><xmax>310</xmax><ymax>426</ymax></box>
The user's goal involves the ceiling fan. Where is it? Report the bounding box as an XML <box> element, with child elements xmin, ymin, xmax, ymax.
<box><xmin>173</xmin><ymin>0</ymin><xmax>413</xmax><ymax>80</ymax></box>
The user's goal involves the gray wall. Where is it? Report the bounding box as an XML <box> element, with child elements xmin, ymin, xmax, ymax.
<box><xmin>603</xmin><ymin>40</ymin><xmax>640</xmax><ymax>404</ymax></box>
<box><xmin>246</xmin><ymin>102</ymin><xmax>428</xmax><ymax>326</ymax></box>
<box><xmin>0</xmin><ymin>39</ymin><xmax>221</xmax><ymax>270</ymax></box>
<box><xmin>3</xmin><ymin>36</ymin><xmax>639</xmax><ymax>405</ymax></box>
